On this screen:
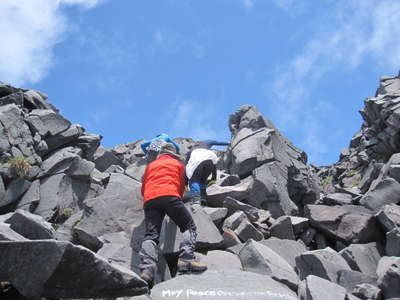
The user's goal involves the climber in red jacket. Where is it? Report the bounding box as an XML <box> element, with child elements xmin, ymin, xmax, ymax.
<box><xmin>138</xmin><ymin>143</ymin><xmax>207</xmax><ymax>288</ymax></box>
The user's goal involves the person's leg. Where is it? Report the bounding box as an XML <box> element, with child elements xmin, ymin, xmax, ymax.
<box><xmin>138</xmin><ymin>199</ymin><xmax>165</xmax><ymax>283</ymax></box>
<box><xmin>163</xmin><ymin>197</ymin><xmax>207</xmax><ymax>273</ymax></box>
<box><xmin>188</xmin><ymin>181</ymin><xmax>202</xmax><ymax>204</ymax></box>
<box><xmin>191</xmin><ymin>160</ymin><xmax>214</xmax><ymax>205</ymax></box>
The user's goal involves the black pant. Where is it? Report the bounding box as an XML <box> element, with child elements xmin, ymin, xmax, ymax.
<box><xmin>142</xmin><ymin>196</ymin><xmax>196</xmax><ymax>244</ymax></box>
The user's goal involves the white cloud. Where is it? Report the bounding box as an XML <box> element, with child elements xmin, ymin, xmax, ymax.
<box><xmin>167</xmin><ymin>100</ymin><xmax>222</xmax><ymax>141</ymax></box>
<box><xmin>268</xmin><ymin>0</ymin><xmax>400</xmax><ymax>164</ymax></box>
<box><xmin>0</xmin><ymin>0</ymin><xmax>103</xmax><ymax>87</ymax></box>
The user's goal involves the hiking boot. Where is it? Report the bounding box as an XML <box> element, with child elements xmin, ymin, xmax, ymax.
<box><xmin>140</xmin><ymin>272</ymin><xmax>154</xmax><ymax>289</ymax></box>
<box><xmin>177</xmin><ymin>259</ymin><xmax>207</xmax><ymax>274</ymax></box>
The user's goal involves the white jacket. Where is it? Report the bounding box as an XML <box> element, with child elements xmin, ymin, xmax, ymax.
<box><xmin>186</xmin><ymin>148</ymin><xmax>218</xmax><ymax>179</ymax></box>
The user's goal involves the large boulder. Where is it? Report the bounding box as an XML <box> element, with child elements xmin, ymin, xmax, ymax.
<box><xmin>150</xmin><ymin>270</ymin><xmax>298</xmax><ymax>300</ymax></box>
<box><xmin>0</xmin><ymin>177</ymin><xmax>31</xmax><ymax>208</ymax></box>
<box><xmin>339</xmin><ymin>243</ymin><xmax>382</xmax><ymax>277</ymax></box>
<box><xmin>376</xmin><ymin>256</ymin><xmax>400</xmax><ymax>299</ymax></box>
<box><xmin>27</xmin><ymin>109</ymin><xmax>71</xmax><ymax>137</ymax></box>
<box><xmin>375</xmin><ymin>204</ymin><xmax>400</xmax><ymax>232</ymax></box>
<box><xmin>206</xmin><ymin>182</ymin><xmax>250</xmax><ymax>207</ymax></box>
<box><xmin>0</xmin><ymin>223</ymin><xmax>27</xmax><ymax>241</ymax></box>
<box><xmin>0</xmin><ymin>240</ymin><xmax>148</xmax><ymax>298</ymax></box>
<box><xmin>38</xmin><ymin>146</ymin><xmax>81</xmax><ymax>178</ymax></box>
<box><xmin>298</xmin><ymin>275</ymin><xmax>347</xmax><ymax>300</ymax></box>
<box><xmin>360</xmin><ymin>178</ymin><xmax>400</xmax><ymax>212</ymax></box>
<box><xmin>3</xmin><ymin>209</ymin><xmax>55</xmax><ymax>240</ymax></box>
<box><xmin>227</xmin><ymin>105</ymin><xmax>319</xmax><ymax>218</ymax></box>
<box><xmin>239</xmin><ymin>239</ymin><xmax>299</xmax><ymax>290</ymax></box>
<box><xmin>296</xmin><ymin>247</ymin><xmax>352</xmax><ymax>282</ymax></box>
<box><xmin>305</xmin><ymin>205</ymin><xmax>381</xmax><ymax>243</ymax></box>
<box><xmin>259</xmin><ymin>238</ymin><xmax>307</xmax><ymax>267</ymax></box>
<box><xmin>197</xmin><ymin>250</ymin><xmax>242</xmax><ymax>271</ymax></box>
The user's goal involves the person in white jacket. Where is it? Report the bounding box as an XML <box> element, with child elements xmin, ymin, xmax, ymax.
<box><xmin>186</xmin><ymin>144</ymin><xmax>219</xmax><ymax>205</ymax></box>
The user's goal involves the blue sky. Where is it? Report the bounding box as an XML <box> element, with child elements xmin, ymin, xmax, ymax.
<box><xmin>1</xmin><ymin>0</ymin><xmax>400</xmax><ymax>166</ymax></box>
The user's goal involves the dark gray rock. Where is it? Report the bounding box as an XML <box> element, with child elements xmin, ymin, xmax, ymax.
<box><xmin>228</xmin><ymin>105</ymin><xmax>319</xmax><ymax>218</ymax></box>
<box><xmin>54</xmin><ymin>211</ymin><xmax>84</xmax><ymax>242</ymax></box>
<box><xmin>220</xmin><ymin>175</ymin><xmax>241</xmax><ymax>186</ymax></box>
<box><xmin>35</xmin><ymin>174</ymin><xmax>75</xmax><ymax>221</ymax></box>
<box><xmin>150</xmin><ymin>270</ymin><xmax>298</xmax><ymax>300</ymax></box>
<box><xmin>223</xmin><ymin>196</ymin><xmax>259</xmax><ymax>222</ymax></box>
<box><xmin>197</xmin><ymin>250</ymin><xmax>242</xmax><ymax>271</ymax></box>
<box><xmin>17</xmin><ymin>179</ymin><xmax>40</xmax><ymax>211</ymax></box>
<box><xmin>306</xmin><ymin>205</ymin><xmax>381</xmax><ymax>243</ymax></box>
<box><xmin>23</xmin><ymin>90</ymin><xmax>54</xmax><ymax>111</ymax></box>
<box><xmin>386</xmin><ymin>227</ymin><xmax>400</xmax><ymax>256</ymax></box>
<box><xmin>0</xmin><ymin>177</ymin><xmax>31</xmax><ymax>208</ymax></box>
<box><xmin>159</xmin><ymin>205</ymin><xmax>223</xmax><ymax>254</ymax></box>
<box><xmin>296</xmin><ymin>247</ymin><xmax>352</xmax><ymax>282</ymax></box>
<box><xmin>0</xmin><ymin>223</ymin><xmax>27</xmax><ymax>241</ymax></box>
<box><xmin>45</xmin><ymin>124</ymin><xmax>84</xmax><ymax>151</ymax></box>
<box><xmin>125</xmin><ymin>160</ymin><xmax>146</xmax><ymax>182</ymax></box>
<box><xmin>299</xmin><ymin>275</ymin><xmax>347</xmax><ymax>300</ymax></box>
<box><xmin>375</xmin><ymin>204</ymin><xmax>400</xmax><ymax>232</ymax></box>
<box><xmin>353</xmin><ymin>283</ymin><xmax>382</xmax><ymax>300</ymax></box>
<box><xmin>222</xmin><ymin>211</ymin><xmax>247</xmax><ymax>231</ymax></box>
<box><xmin>234</xmin><ymin>219</ymin><xmax>263</xmax><ymax>242</ymax></box>
<box><xmin>77</xmin><ymin>174</ymin><xmax>145</xmax><ymax>251</ymax></box>
<box><xmin>27</xmin><ymin>109</ymin><xmax>71</xmax><ymax>137</ymax></box>
<box><xmin>38</xmin><ymin>146</ymin><xmax>81</xmax><ymax>178</ymax></box>
<box><xmin>94</xmin><ymin>146</ymin><xmax>124</xmax><ymax>172</ymax></box>
<box><xmin>300</xmin><ymin>227</ymin><xmax>317</xmax><ymax>246</ymax></box>
<box><xmin>0</xmin><ymin>92</ymin><xmax>24</xmax><ymax>106</ymax></box>
<box><xmin>289</xmin><ymin>216</ymin><xmax>309</xmax><ymax>236</ymax></box>
<box><xmin>340</xmin><ymin>243</ymin><xmax>382</xmax><ymax>277</ymax></box>
<box><xmin>0</xmin><ymin>176</ymin><xmax>5</xmax><ymax>204</ymax></box>
<box><xmin>239</xmin><ymin>239</ymin><xmax>299</xmax><ymax>290</ymax></box>
<box><xmin>337</xmin><ymin>270</ymin><xmax>378</xmax><ymax>294</ymax></box>
<box><xmin>0</xmin><ymin>240</ymin><xmax>148</xmax><ymax>298</ymax></box>
<box><xmin>74</xmin><ymin>133</ymin><xmax>101</xmax><ymax>161</ymax></box>
<box><xmin>0</xmin><ymin>104</ymin><xmax>33</xmax><ymax>147</ymax></box>
<box><xmin>320</xmin><ymin>193</ymin><xmax>353</xmax><ymax>206</ymax></box>
<box><xmin>4</xmin><ymin>210</ymin><xmax>55</xmax><ymax>240</ymax></box>
<box><xmin>376</xmin><ymin>256</ymin><xmax>400</xmax><ymax>299</ymax></box>
<box><xmin>206</xmin><ymin>181</ymin><xmax>250</xmax><ymax>207</ymax></box>
<box><xmin>203</xmin><ymin>207</ymin><xmax>228</xmax><ymax>228</ymax></box>
<box><xmin>72</xmin><ymin>226</ymin><xmax>103</xmax><ymax>252</ymax></box>
<box><xmin>269</xmin><ymin>216</ymin><xmax>295</xmax><ymax>240</ymax></box>
<box><xmin>259</xmin><ymin>238</ymin><xmax>307</xmax><ymax>267</ymax></box>
<box><xmin>105</xmin><ymin>164</ymin><xmax>125</xmax><ymax>174</ymax></box>
<box><xmin>65</xmin><ymin>158</ymin><xmax>95</xmax><ymax>181</ymax></box>
<box><xmin>222</xmin><ymin>228</ymin><xmax>242</xmax><ymax>248</ymax></box>
<box><xmin>360</xmin><ymin>178</ymin><xmax>400</xmax><ymax>212</ymax></box>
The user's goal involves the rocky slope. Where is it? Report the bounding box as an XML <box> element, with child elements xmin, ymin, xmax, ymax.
<box><xmin>1</xmin><ymin>76</ymin><xmax>400</xmax><ymax>300</ymax></box>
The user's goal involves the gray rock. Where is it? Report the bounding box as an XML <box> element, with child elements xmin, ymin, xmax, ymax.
<box><xmin>337</xmin><ymin>270</ymin><xmax>378</xmax><ymax>294</ymax></box>
<box><xmin>259</xmin><ymin>238</ymin><xmax>307</xmax><ymax>267</ymax></box>
<box><xmin>125</xmin><ymin>160</ymin><xmax>146</xmax><ymax>182</ymax></box>
<box><xmin>360</xmin><ymin>178</ymin><xmax>400</xmax><ymax>212</ymax></box>
<box><xmin>105</xmin><ymin>164</ymin><xmax>125</xmax><ymax>174</ymax></box>
<box><xmin>223</xmin><ymin>196</ymin><xmax>259</xmax><ymax>222</ymax></box>
<box><xmin>4</xmin><ymin>210</ymin><xmax>55</xmax><ymax>240</ymax></box>
<box><xmin>300</xmin><ymin>227</ymin><xmax>317</xmax><ymax>246</ymax></box>
<box><xmin>222</xmin><ymin>211</ymin><xmax>247</xmax><ymax>231</ymax></box>
<box><xmin>299</xmin><ymin>275</ymin><xmax>347</xmax><ymax>300</ymax></box>
<box><xmin>0</xmin><ymin>91</ymin><xmax>24</xmax><ymax>106</ymax></box>
<box><xmin>45</xmin><ymin>124</ymin><xmax>84</xmax><ymax>151</ymax></box>
<box><xmin>375</xmin><ymin>204</ymin><xmax>400</xmax><ymax>232</ymax></box>
<box><xmin>234</xmin><ymin>219</ymin><xmax>263</xmax><ymax>242</ymax></box>
<box><xmin>340</xmin><ymin>243</ymin><xmax>382</xmax><ymax>277</ymax></box>
<box><xmin>269</xmin><ymin>216</ymin><xmax>295</xmax><ymax>240</ymax></box>
<box><xmin>94</xmin><ymin>146</ymin><xmax>124</xmax><ymax>172</ymax></box>
<box><xmin>197</xmin><ymin>250</ymin><xmax>242</xmax><ymax>271</ymax></box>
<box><xmin>66</xmin><ymin>158</ymin><xmax>95</xmax><ymax>181</ymax></box>
<box><xmin>306</xmin><ymin>205</ymin><xmax>381</xmax><ymax>243</ymax></box>
<box><xmin>150</xmin><ymin>270</ymin><xmax>298</xmax><ymax>300</ymax></box>
<box><xmin>35</xmin><ymin>174</ymin><xmax>75</xmax><ymax>221</ymax></box>
<box><xmin>77</xmin><ymin>174</ymin><xmax>145</xmax><ymax>251</ymax></box>
<box><xmin>320</xmin><ymin>193</ymin><xmax>353</xmax><ymax>206</ymax></box>
<box><xmin>0</xmin><ymin>240</ymin><xmax>148</xmax><ymax>298</ymax></box>
<box><xmin>72</xmin><ymin>226</ymin><xmax>104</xmax><ymax>252</ymax></box>
<box><xmin>239</xmin><ymin>239</ymin><xmax>299</xmax><ymax>290</ymax></box>
<box><xmin>98</xmin><ymin>231</ymin><xmax>171</xmax><ymax>285</ymax></box>
<box><xmin>159</xmin><ymin>205</ymin><xmax>223</xmax><ymax>254</ymax></box>
<box><xmin>376</xmin><ymin>256</ymin><xmax>400</xmax><ymax>299</ymax></box>
<box><xmin>27</xmin><ymin>109</ymin><xmax>71</xmax><ymax>137</ymax></box>
<box><xmin>289</xmin><ymin>216</ymin><xmax>309</xmax><ymax>236</ymax></box>
<box><xmin>23</xmin><ymin>90</ymin><xmax>54</xmax><ymax>111</ymax></box>
<box><xmin>0</xmin><ymin>104</ymin><xmax>33</xmax><ymax>146</ymax></box>
<box><xmin>206</xmin><ymin>181</ymin><xmax>250</xmax><ymax>207</ymax></box>
<box><xmin>220</xmin><ymin>175</ymin><xmax>241</xmax><ymax>186</ymax></box>
<box><xmin>0</xmin><ymin>176</ymin><xmax>5</xmax><ymax>204</ymax></box>
<box><xmin>353</xmin><ymin>283</ymin><xmax>382</xmax><ymax>300</ymax></box>
<box><xmin>0</xmin><ymin>223</ymin><xmax>28</xmax><ymax>241</ymax></box>
<box><xmin>222</xmin><ymin>228</ymin><xmax>242</xmax><ymax>248</ymax></box>
<box><xmin>386</xmin><ymin>227</ymin><xmax>400</xmax><ymax>256</ymax></box>
<box><xmin>0</xmin><ymin>177</ymin><xmax>31</xmax><ymax>208</ymax></box>
<box><xmin>296</xmin><ymin>247</ymin><xmax>352</xmax><ymax>282</ymax></box>
<box><xmin>17</xmin><ymin>179</ymin><xmax>40</xmax><ymax>211</ymax></box>
<box><xmin>55</xmin><ymin>211</ymin><xmax>84</xmax><ymax>242</ymax></box>
<box><xmin>203</xmin><ymin>207</ymin><xmax>228</xmax><ymax>228</ymax></box>
<box><xmin>38</xmin><ymin>146</ymin><xmax>81</xmax><ymax>178</ymax></box>
<box><xmin>73</xmin><ymin>133</ymin><xmax>101</xmax><ymax>161</ymax></box>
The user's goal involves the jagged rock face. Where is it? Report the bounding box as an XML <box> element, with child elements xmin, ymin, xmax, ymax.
<box><xmin>227</xmin><ymin>105</ymin><xmax>320</xmax><ymax>217</ymax></box>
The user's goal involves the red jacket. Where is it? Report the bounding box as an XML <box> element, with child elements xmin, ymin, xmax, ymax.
<box><xmin>141</xmin><ymin>154</ymin><xmax>186</xmax><ymax>203</ymax></box>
